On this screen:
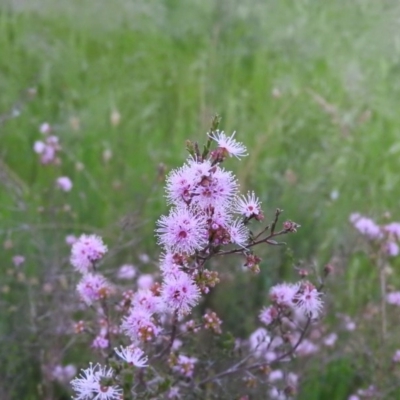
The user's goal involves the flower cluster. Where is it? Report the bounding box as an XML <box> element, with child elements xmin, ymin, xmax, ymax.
<box><xmin>350</xmin><ymin>213</ymin><xmax>400</xmax><ymax>256</ymax></box>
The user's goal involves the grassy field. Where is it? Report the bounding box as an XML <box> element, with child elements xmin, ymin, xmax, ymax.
<box><xmin>2</xmin><ymin>0</ymin><xmax>400</xmax><ymax>398</ymax></box>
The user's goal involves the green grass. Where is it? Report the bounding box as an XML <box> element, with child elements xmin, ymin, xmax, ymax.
<box><xmin>2</xmin><ymin>0</ymin><xmax>400</xmax><ymax>398</ymax></box>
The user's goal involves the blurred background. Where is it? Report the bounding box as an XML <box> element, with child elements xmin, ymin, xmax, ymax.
<box><xmin>2</xmin><ymin>0</ymin><xmax>400</xmax><ymax>399</ymax></box>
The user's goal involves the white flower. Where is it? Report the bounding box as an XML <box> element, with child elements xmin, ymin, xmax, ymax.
<box><xmin>114</xmin><ymin>346</ymin><xmax>148</xmax><ymax>368</ymax></box>
<box><xmin>208</xmin><ymin>130</ymin><xmax>248</xmax><ymax>159</ymax></box>
<box><xmin>70</xmin><ymin>363</ymin><xmax>122</xmax><ymax>400</ymax></box>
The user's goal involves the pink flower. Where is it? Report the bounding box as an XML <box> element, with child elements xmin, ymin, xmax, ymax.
<box><xmin>350</xmin><ymin>213</ymin><xmax>383</xmax><ymax>240</ymax></box>
<box><xmin>56</xmin><ymin>176</ymin><xmax>73</xmax><ymax>192</ymax></box>
<box><xmin>161</xmin><ymin>271</ymin><xmax>201</xmax><ymax>316</ymax></box>
<box><xmin>137</xmin><ymin>274</ymin><xmax>154</xmax><ymax>290</ymax></box>
<box><xmin>33</xmin><ymin>135</ymin><xmax>61</xmax><ymax>164</ymax></box>
<box><xmin>156</xmin><ymin>206</ymin><xmax>208</xmax><ymax>254</ymax></box>
<box><xmin>228</xmin><ymin>219</ymin><xmax>249</xmax><ymax>246</ymax></box>
<box><xmin>208</xmin><ymin>130</ymin><xmax>248</xmax><ymax>159</ymax></box>
<box><xmin>117</xmin><ymin>264</ymin><xmax>137</xmax><ymax>280</ymax></box>
<box><xmin>385</xmin><ymin>241</ymin><xmax>399</xmax><ymax>256</ymax></box>
<box><xmin>384</xmin><ymin>222</ymin><xmax>400</xmax><ymax>239</ymax></box>
<box><xmin>133</xmin><ymin>289</ymin><xmax>162</xmax><ymax>313</ymax></box>
<box><xmin>91</xmin><ymin>335</ymin><xmax>109</xmax><ymax>349</ymax></box>
<box><xmin>12</xmin><ymin>255</ymin><xmax>25</xmax><ymax>267</ymax></box>
<box><xmin>52</xmin><ymin>364</ymin><xmax>76</xmax><ymax>383</ymax></box>
<box><xmin>121</xmin><ymin>307</ymin><xmax>161</xmax><ymax>342</ymax></box>
<box><xmin>249</xmin><ymin>327</ymin><xmax>270</xmax><ymax>358</ymax></box>
<box><xmin>293</xmin><ymin>281</ymin><xmax>323</xmax><ymax>319</ymax></box>
<box><xmin>259</xmin><ymin>306</ymin><xmax>278</xmax><ymax>326</ymax></box>
<box><xmin>70</xmin><ymin>234</ymin><xmax>108</xmax><ymax>273</ymax></box>
<box><xmin>65</xmin><ymin>235</ymin><xmax>78</xmax><ymax>245</ymax></box>
<box><xmin>269</xmin><ymin>283</ymin><xmax>299</xmax><ymax>307</ymax></box>
<box><xmin>323</xmin><ymin>333</ymin><xmax>338</xmax><ymax>347</ymax></box>
<box><xmin>173</xmin><ymin>354</ymin><xmax>197</xmax><ymax>378</ymax></box>
<box><xmin>70</xmin><ymin>363</ymin><xmax>122</xmax><ymax>400</ymax></box>
<box><xmin>234</xmin><ymin>191</ymin><xmax>263</xmax><ymax>219</ymax></box>
<box><xmin>192</xmin><ymin>166</ymin><xmax>238</xmax><ymax>209</ymax></box>
<box><xmin>76</xmin><ymin>274</ymin><xmax>113</xmax><ymax>305</ymax></box>
<box><xmin>165</xmin><ymin>164</ymin><xmax>196</xmax><ymax>205</ymax></box>
<box><xmin>114</xmin><ymin>346</ymin><xmax>148</xmax><ymax>368</ymax></box>
<box><xmin>386</xmin><ymin>291</ymin><xmax>400</xmax><ymax>306</ymax></box>
<box><xmin>39</xmin><ymin>122</ymin><xmax>51</xmax><ymax>134</ymax></box>
<box><xmin>392</xmin><ymin>349</ymin><xmax>400</xmax><ymax>363</ymax></box>
<box><xmin>159</xmin><ymin>252</ymin><xmax>183</xmax><ymax>276</ymax></box>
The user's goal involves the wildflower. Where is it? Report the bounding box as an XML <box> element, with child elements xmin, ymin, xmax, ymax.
<box><xmin>165</xmin><ymin>164</ymin><xmax>196</xmax><ymax>205</ymax></box>
<box><xmin>386</xmin><ymin>291</ymin><xmax>400</xmax><ymax>306</ymax></box>
<box><xmin>12</xmin><ymin>255</ymin><xmax>25</xmax><ymax>267</ymax></box>
<box><xmin>70</xmin><ymin>234</ymin><xmax>108</xmax><ymax>273</ymax></box>
<box><xmin>137</xmin><ymin>274</ymin><xmax>154</xmax><ymax>290</ymax></box>
<box><xmin>33</xmin><ymin>135</ymin><xmax>61</xmax><ymax>164</ymax></box>
<box><xmin>234</xmin><ymin>191</ymin><xmax>263</xmax><ymax>219</ymax></box>
<box><xmin>133</xmin><ymin>289</ymin><xmax>162</xmax><ymax>314</ymax></box>
<box><xmin>173</xmin><ymin>354</ymin><xmax>197</xmax><ymax>378</ymax></box>
<box><xmin>159</xmin><ymin>252</ymin><xmax>183</xmax><ymax>276</ymax></box>
<box><xmin>156</xmin><ymin>206</ymin><xmax>208</xmax><ymax>254</ymax></box>
<box><xmin>323</xmin><ymin>333</ymin><xmax>338</xmax><ymax>347</ymax></box>
<box><xmin>91</xmin><ymin>335</ymin><xmax>109</xmax><ymax>349</ymax></box>
<box><xmin>249</xmin><ymin>327</ymin><xmax>270</xmax><ymax>358</ymax></box>
<box><xmin>117</xmin><ymin>264</ymin><xmax>137</xmax><ymax>280</ymax></box>
<box><xmin>66</xmin><ymin>235</ymin><xmax>78</xmax><ymax>245</ymax></box>
<box><xmin>70</xmin><ymin>363</ymin><xmax>122</xmax><ymax>400</ymax></box>
<box><xmin>114</xmin><ymin>346</ymin><xmax>148</xmax><ymax>368</ymax></box>
<box><xmin>208</xmin><ymin>130</ymin><xmax>248</xmax><ymax>159</ymax></box>
<box><xmin>259</xmin><ymin>305</ymin><xmax>278</xmax><ymax>326</ymax></box>
<box><xmin>384</xmin><ymin>222</ymin><xmax>400</xmax><ymax>239</ymax></box>
<box><xmin>39</xmin><ymin>122</ymin><xmax>51</xmax><ymax>134</ymax></box>
<box><xmin>192</xmin><ymin>166</ymin><xmax>238</xmax><ymax>209</ymax></box>
<box><xmin>121</xmin><ymin>307</ymin><xmax>161</xmax><ymax>342</ymax></box>
<box><xmin>56</xmin><ymin>176</ymin><xmax>73</xmax><ymax>192</ymax></box>
<box><xmin>269</xmin><ymin>282</ymin><xmax>299</xmax><ymax>307</ymax></box>
<box><xmin>392</xmin><ymin>350</ymin><xmax>400</xmax><ymax>363</ymax></box>
<box><xmin>293</xmin><ymin>281</ymin><xmax>323</xmax><ymax>319</ymax></box>
<box><xmin>76</xmin><ymin>274</ymin><xmax>113</xmax><ymax>305</ymax></box>
<box><xmin>52</xmin><ymin>364</ymin><xmax>76</xmax><ymax>384</ymax></box>
<box><xmin>349</xmin><ymin>213</ymin><xmax>383</xmax><ymax>240</ymax></box>
<box><xmin>228</xmin><ymin>219</ymin><xmax>249</xmax><ymax>247</ymax></box>
<box><xmin>161</xmin><ymin>271</ymin><xmax>201</xmax><ymax>316</ymax></box>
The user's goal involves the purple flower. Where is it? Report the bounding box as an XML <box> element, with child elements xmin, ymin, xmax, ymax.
<box><xmin>161</xmin><ymin>271</ymin><xmax>201</xmax><ymax>316</ymax></box>
<box><xmin>70</xmin><ymin>234</ymin><xmax>108</xmax><ymax>273</ymax></box>
<box><xmin>76</xmin><ymin>273</ymin><xmax>113</xmax><ymax>305</ymax></box>
<box><xmin>156</xmin><ymin>206</ymin><xmax>208</xmax><ymax>254</ymax></box>
<box><xmin>56</xmin><ymin>176</ymin><xmax>73</xmax><ymax>192</ymax></box>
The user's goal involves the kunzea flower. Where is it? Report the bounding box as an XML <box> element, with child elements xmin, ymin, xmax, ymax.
<box><xmin>172</xmin><ymin>354</ymin><xmax>197</xmax><ymax>378</ymax></box>
<box><xmin>116</xmin><ymin>264</ymin><xmax>137</xmax><ymax>280</ymax></box>
<box><xmin>292</xmin><ymin>281</ymin><xmax>323</xmax><ymax>319</ymax></box>
<box><xmin>161</xmin><ymin>271</ymin><xmax>201</xmax><ymax>316</ymax></box>
<box><xmin>208</xmin><ymin>130</ymin><xmax>248</xmax><ymax>159</ymax></box>
<box><xmin>159</xmin><ymin>252</ymin><xmax>184</xmax><ymax>277</ymax></box>
<box><xmin>76</xmin><ymin>273</ymin><xmax>113</xmax><ymax>305</ymax></box>
<box><xmin>121</xmin><ymin>307</ymin><xmax>161</xmax><ymax>342</ymax></box>
<box><xmin>228</xmin><ymin>219</ymin><xmax>249</xmax><ymax>247</ymax></box>
<box><xmin>33</xmin><ymin>135</ymin><xmax>61</xmax><ymax>164</ymax></box>
<box><xmin>56</xmin><ymin>176</ymin><xmax>73</xmax><ymax>192</ymax></box>
<box><xmin>114</xmin><ymin>345</ymin><xmax>148</xmax><ymax>368</ymax></box>
<box><xmin>269</xmin><ymin>282</ymin><xmax>299</xmax><ymax>308</ymax></box>
<box><xmin>192</xmin><ymin>166</ymin><xmax>238</xmax><ymax>209</ymax></box>
<box><xmin>386</xmin><ymin>291</ymin><xmax>400</xmax><ymax>306</ymax></box>
<box><xmin>349</xmin><ymin>213</ymin><xmax>383</xmax><ymax>240</ymax></box>
<box><xmin>70</xmin><ymin>363</ymin><xmax>122</xmax><ymax>400</ymax></box>
<box><xmin>259</xmin><ymin>305</ymin><xmax>278</xmax><ymax>326</ymax></box>
<box><xmin>384</xmin><ymin>222</ymin><xmax>400</xmax><ymax>240</ymax></box>
<box><xmin>165</xmin><ymin>164</ymin><xmax>196</xmax><ymax>205</ymax></box>
<box><xmin>156</xmin><ymin>206</ymin><xmax>208</xmax><ymax>254</ymax></box>
<box><xmin>70</xmin><ymin>234</ymin><xmax>108</xmax><ymax>274</ymax></box>
<box><xmin>133</xmin><ymin>289</ymin><xmax>162</xmax><ymax>314</ymax></box>
<box><xmin>234</xmin><ymin>191</ymin><xmax>263</xmax><ymax>220</ymax></box>
<box><xmin>248</xmin><ymin>327</ymin><xmax>271</xmax><ymax>358</ymax></box>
